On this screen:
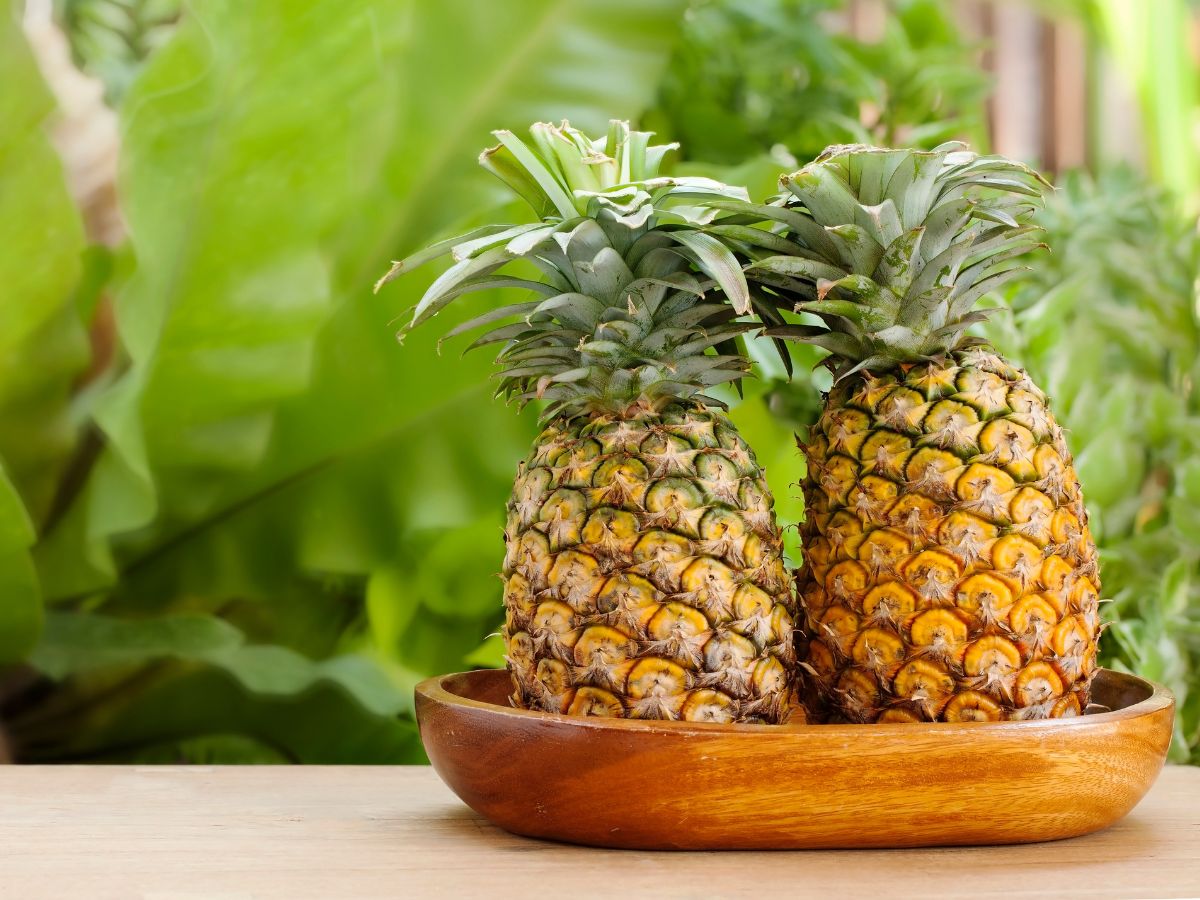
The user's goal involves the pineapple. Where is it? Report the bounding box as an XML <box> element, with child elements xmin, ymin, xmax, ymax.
<box><xmin>376</xmin><ymin>122</ymin><xmax>799</xmax><ymax>723</ymax></box>
<box><xmin>732</xmin><ymin>143</ymin><xmax>1101</xmax><ymax>722</ymax></box>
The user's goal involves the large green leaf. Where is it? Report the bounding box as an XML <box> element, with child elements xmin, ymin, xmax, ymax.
<box><xmin>23</xmin><ymin>0</ymin><xmax>687</xmax><ymax>762</ymax></box>
<box><xmin>39</xmin><ymin>0</ymin><xmax>687</xmax><ymax>597</ymax></box>
<box><xmin>53</xmin><ymin>0</ymin><xmax>400</xmax><ymax>592</ymax></box>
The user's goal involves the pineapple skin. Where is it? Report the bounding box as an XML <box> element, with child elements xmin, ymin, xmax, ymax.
<box><xmin>502</xmin><ymin>402</ymin><xmax>801</xmax><ymax>723</ymax></box>
<box><xmin>796</xmin><ymin>348</ymin><xmax>1101</xmax><ymax>723</ymax></box>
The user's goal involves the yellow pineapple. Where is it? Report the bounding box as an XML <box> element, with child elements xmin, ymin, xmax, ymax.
<box><xmin>377</xmin><ymin>122</ymin><xmax>799</xmax><ymax>722</ymax></box>
<box><xmin>733</xmin><ymin>144</ymin><xmax>1101</xmax><ymax>722</ymax></box>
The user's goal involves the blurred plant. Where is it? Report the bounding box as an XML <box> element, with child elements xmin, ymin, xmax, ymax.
<box><xmin>0</xmin><ymin>0</ymin><xmax>689</xmax><ymax>763</ymax></box>
<box><xmin>649</xmin><ymin>0</ymin><xmax>990</xmax><ymax>557</ymax></box>
<box><xmin>986</xmin><ymin>169</ymin><xmax>1200</xmax><ymax>761</ymax></box>
<box><xmin>646</xmin><ymin>0</ymin><xmax>989</xmax><ymax>166</ymax></box>
<box><xmin>52</xmin><ymin>0</ymin><xmax>181</xmax><ymax>102</ymax></box>
<box><xmin>1092</xmin><ymin>0</ymin><xmax>1200</xmax><ymax>205</ymax></box>
<box><xmin>1036</xmin><ymin>0</ymin><xmax>1200</xmax><ymax>204</ymax></box>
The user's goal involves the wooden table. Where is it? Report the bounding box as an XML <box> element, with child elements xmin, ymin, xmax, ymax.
<box><xmin>0</xmin><ymin>765</ymin><xmax>1196</xmax><ymax>899</ymax></box>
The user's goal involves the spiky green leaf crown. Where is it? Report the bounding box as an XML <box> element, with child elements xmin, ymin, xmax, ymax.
<box><xmin>375</xmin><ymin>120</ymin><xmax>765</xmax><ymax>420</ymax></box>
<box><xmin>728</xmin><ymin>142</ymin><xmax>1050</xmax><ymax>378</ymax></box>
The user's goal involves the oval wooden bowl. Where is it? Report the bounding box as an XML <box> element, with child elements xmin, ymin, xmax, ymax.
<box><xmin>416</xmin><ymin>668</ymin><xmax>1173</xmax><ymax>850</ymax></box>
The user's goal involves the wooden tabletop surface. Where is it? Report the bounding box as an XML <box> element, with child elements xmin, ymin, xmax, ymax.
<box><xmin>0</xmin><ymin>765</ymin><xmax>1196</xmax><ymax>899</ymax></box>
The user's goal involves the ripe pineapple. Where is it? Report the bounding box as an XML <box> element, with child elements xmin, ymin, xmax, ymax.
<box><xmin>377</xmin><ymin>122</ymin><xmax>799</xmax><ymax>723</ymax></box>
<box><xmin>737</xmin><ymin>144</ymin><xmax>1101</xmax><ymax>722</ymax></box>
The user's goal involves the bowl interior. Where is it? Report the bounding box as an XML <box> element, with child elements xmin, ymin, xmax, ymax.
<box><xmin>444</xmin><ymin>670</ymin><xmax>512</xmax><ymax>707</ymax></box>
<box><xmin>438</xmin><ymin>667</ymin><xmax>1159</xmax><ymax>723</ymax></box>
<box><xmin>1091</xmin><ymin>670</ymin><xmax>1151</xmax><ymax>711</ymax></box>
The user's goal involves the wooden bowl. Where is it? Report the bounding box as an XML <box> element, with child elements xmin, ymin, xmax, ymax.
<box><xmin>415</xmin><ymin>668</ymin><xmax>1173</xmax><ymax>850</ymax></box>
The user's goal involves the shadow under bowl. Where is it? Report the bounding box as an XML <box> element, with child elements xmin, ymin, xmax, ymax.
<box><xmin>415</xmin><ymin>668</ymin><xmax>1174</xmax><ymax>850</ymax></box>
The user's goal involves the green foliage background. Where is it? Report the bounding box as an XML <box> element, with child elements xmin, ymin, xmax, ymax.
<box><xmin>3</xmin><ymin>0</ymin><xmax>1198</xmax><ymax>763</ymax></box>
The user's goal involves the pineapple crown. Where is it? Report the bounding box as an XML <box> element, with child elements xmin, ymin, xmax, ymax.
<box><xmin>731</xmin><ymin>142</ymin><xmax>1050</xmax><ymax>379</ymax></box>
<box><xmin>375</xmin><ymin>120</ymin><xmax>768</xmax><ymax>420</ymax></box>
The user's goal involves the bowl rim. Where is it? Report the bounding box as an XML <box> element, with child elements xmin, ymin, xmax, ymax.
<box><xmin>416</xmin><ymin>667</ymin><xmax>1175</xmax><ymax>738</ymax></box>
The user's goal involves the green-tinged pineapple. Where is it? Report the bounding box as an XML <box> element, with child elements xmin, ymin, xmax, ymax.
<box><xmin>732</xmin><ymin>143</ymin><xmax>1101</xmax><ymax>722</ymax></box>
<box><xmin>377</xmin><ymin>122</ymin><xmax>800</xmax><ymax>723</ymax></box>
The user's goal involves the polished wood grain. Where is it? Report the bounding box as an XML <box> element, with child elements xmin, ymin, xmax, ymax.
<box><xmin>416</xmin><ymin>668</ymin><xmax>1174</xmax><ymax>850</ymax></box>
<box><xmin>0</xmin><ymin>765</ymin><xmax>1198</xmax><ymax>899</ymax></box>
